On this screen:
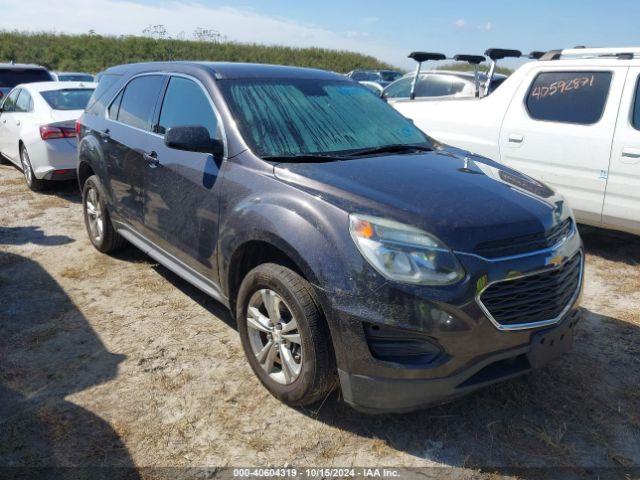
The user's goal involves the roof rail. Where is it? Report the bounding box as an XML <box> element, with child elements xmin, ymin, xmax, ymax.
<box><xmin>540</xmin><ymin>47</ymin><xmax>640</xmax><ymax>60</ymax></box>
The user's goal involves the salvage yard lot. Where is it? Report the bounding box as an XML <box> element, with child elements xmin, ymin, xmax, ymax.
<box><xmin>1</xmin><ymin>163</ymin><xmax>639</xmax><ymax>477</ymax></box>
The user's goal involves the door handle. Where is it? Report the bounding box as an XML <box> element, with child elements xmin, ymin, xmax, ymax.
<box><xmin>1</xmin><ymin>119</ymin><xmax>5</xmax><ymax>124</ymax></box>
<box><xmin>143</xmin><ymin>151</ymin><xmax>160</xmax><ymax>167</ymax></box>
<box><xmin>508</xmin><ymin>134</ymin><xmax>524</xmax><ymax>143</ymax></box>
<box><xmin>15</xmin><ymin>120</ymin><xmax>20</xmax><ymax>126</ymax></box>
<box><xmin>99</xmin><ymin>129</ymin><xmax>110</xmax><ymax>140</ymax></box>
<box><xmin>621</xmin><ymin>147</ymin><xmax>640</xmax><ymax>159</ymax></box>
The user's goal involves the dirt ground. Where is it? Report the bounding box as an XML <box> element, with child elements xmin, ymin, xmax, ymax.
<box><xmin>1</xmin><ymin>162</ymin><xmax>639</xmax><ymax>479</ymax></box>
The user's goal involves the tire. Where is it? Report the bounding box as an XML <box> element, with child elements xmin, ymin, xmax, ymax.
<box><xmin>236</xmin><ymin>263</ymin><xmax>336</xmax><ymax>406</ymax></box>
<box><xmin>20</xmin><ymin>145</ymin><xmax>46</xmax><ymax>191</ymax></box>
<box><xmin>82</xmin><ymin>175</ymin><xmax>127</xmax><ymax>253</ymax></box>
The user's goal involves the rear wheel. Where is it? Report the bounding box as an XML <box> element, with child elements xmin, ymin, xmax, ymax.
<box><xmin>20</xmin><ymin>145</ymin><xmax>46</xmax><ymax>191</ymax></box>
<box><xmin>237</xmin><ymin>263</ymin><xmax>336</xmax><ymax>406</ymax></box>
<box><xmin>82</xmin><ymin>175</ymin><xmax>127</xmax><ymax>253</ymax></box>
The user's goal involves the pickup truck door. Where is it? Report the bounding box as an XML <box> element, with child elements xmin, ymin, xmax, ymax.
<box><xmin>499</xmin><ymin>66</ymin><xmax>627</xmax><ymax>226</ymax></box>
<box><xmin>602</xmin><ymin>66</ymin><xmax>640</xmax><ymax>235</ymax></box>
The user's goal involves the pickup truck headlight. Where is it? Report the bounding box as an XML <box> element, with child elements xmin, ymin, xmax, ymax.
<box><xmin>349</xmin><ymin>214</ymin><xmax>464</xmax><ymax>285</ymax></box>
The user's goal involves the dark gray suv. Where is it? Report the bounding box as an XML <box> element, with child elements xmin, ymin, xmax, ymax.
<box><xmin>77</xmin><ymin>62</ymin><xmax>583</xmax><ymax>413</ymax></box>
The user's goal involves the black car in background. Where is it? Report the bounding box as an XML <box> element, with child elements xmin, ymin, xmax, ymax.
<box><xmin>0</xmin><ymin>64</ymin><xmax>53</xmax><ymax>99</ymax></box>
<box><xmin>76</xmin><ymin>62</ymin><xmax>583</xmax><ymax>413</ymax></box>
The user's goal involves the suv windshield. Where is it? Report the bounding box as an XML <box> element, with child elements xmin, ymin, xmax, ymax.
<box><xmin>0</xmin><ymin>68</ymin><xmax>52</xmax><ymax>88</ymax></box>
<box><xmin>219</xmin><ymin>78</ymin><xmax>430</xmax><ymax>157</ymax></box>
<box><xmin>380</xmin><ymin>71</ymin><xmax>402</xmax><ymax>82</ymax></box>
<box><xmin>58</xmin><ymin>74</ymin><xmax>94</xmax><ymax>82</ymax></box>
<box><xmin>40</xmin><ymin>88</ymin><xmax>95</xmax><ymax>110</ymax></box>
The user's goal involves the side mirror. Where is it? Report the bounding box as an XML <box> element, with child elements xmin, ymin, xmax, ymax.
<box><xmin>164</xmin><ymin>125</ymin><xmax>223</xmax><ymax>157</ymax></box>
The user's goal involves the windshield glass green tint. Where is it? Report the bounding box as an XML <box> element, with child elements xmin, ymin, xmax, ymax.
<box><xmin>220</xmin><ymin>78</ymin><xmax>429</xmax><ymax>157</ymax></box>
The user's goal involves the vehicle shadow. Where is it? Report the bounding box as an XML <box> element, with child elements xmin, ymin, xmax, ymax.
<box><xmin>0</xmin><ymin>251</ymin><xmax>140</xmax><ymax>479</ymax></box>
<box><xmin>302</xmin><ymin>307</ymin><xmax>640</xmax><ymax>474</ymax></box>
<box><xmin>579</xmin><ymin>224</ymin><xmax>640</xmax><ymax>265</ymax></box>
<box><xmin>0</xmin><ymin>226</ymin><xmax>74</xmax><ymax>246</ymax></box>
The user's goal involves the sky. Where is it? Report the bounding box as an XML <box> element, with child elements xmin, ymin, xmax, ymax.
<box><xmin>1</xmin><ymin>0</ymin><xmax>639</xmax><ymax>69</ymax></box>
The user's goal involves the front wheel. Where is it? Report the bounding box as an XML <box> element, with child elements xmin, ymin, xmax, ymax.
<box><xmin>236</xmin><ymin>263</ymin><xmax>336</xmax><ymax>406</ymax></box>
<box><xmin>20</xmin><ymin>145</ymin><xmax>46</xmax><ymax>191</ymax></box>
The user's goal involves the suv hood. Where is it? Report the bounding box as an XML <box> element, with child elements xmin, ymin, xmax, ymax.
<box><xmin>273</xmin><ymin>148</ymin><xmax>570</xmax><ymax>254</ymax></box>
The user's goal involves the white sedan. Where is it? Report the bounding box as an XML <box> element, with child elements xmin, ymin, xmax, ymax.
<box><xmin>0</xmin><ymin>81</ymin><xmax>96</xmax><ymax>190</ymax></box>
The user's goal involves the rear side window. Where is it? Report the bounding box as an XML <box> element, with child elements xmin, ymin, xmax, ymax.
<box><xmin>2</xmin><ymin>89</ymin><xmax>20</xmax><ymax>112</ymax></box>
<box><xmin>526</xmin><ymin>71</ymin><xmax>612</xmax><ymax>124</ymax></box>
<box><xmin>86</xmin><ymin>73</ymin><xmax>121</xmax><ymax>112</ymax></box>
<box><xmin>41</xmin><ymin>89</ymin><xmax>94</xmax><ymax>110</ymax></box>
<box><xmin>116</xmin><ymin>75</ymin><xmax>164</xmax><ymax>130</ymax></box>
<box><xmin>15</xmin><ymin>90</ymin><xmax>32</xmax><ymax>112</ymax></box>
<box><xmin>0</xmin><ymin>68</ymin><xmax>52</xmax><ymax>88</ymax></box>
<box><xmin>416</xmin><ymin>75</ymin><xmax>466</xmax><ymax>97</ymax></box>
<box><xmin>633</xmin><ymin>77</ymin><xmax>640</xmax><ymax>131</ymax></box>
<box><xmin>157</xmin><ymin>77</ymin><xmax>219</xmax><ymax>138</ymax></box>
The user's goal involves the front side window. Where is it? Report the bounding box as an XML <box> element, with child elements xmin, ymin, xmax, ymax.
<box><xmin>526</xmin><ymin>71</ymin><xmax>612</xmax><ymax>124</ymax></box>
<box><xmin>219</xmin><ymin>78</ymin><xmax>429</xmax><ymax>157</ymax></box>
<box><xmin>117</xmin><ymin>75</ymin><xmax>165</xmax><ymax>130</ymax></box>
<box><xmin>41</xmin><ymin>89</ymin><xmax>94</xmax><ymax>110</ymax></box>
<box><xmin>2</xmin><ymin>89</ymin><xmax>21</xmax><ymax>112</ymax></box>
<box><xmin>633</xmin><ymin>76</ymin><xmax>640</xmax><ymax>131</ymax></box>
<box><xmin>157</xmin><ymin>77</ymin><xmax>219</xmax><ymax>138</ymax></box>
<box><xmin>14</xmin><ymin>90</ymin><xmax>32</xmax><ymax>112</ymax></box>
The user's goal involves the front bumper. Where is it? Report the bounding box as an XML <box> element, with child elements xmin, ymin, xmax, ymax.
<box><xmin>317</xmin><ymin>227</ymin><xmax>583</xmax><ymax>413</ymax></box>
<box><xmin>340</xmin><ymin>309</ymin><xmax>580</xmax><ymax>413</ymax></box>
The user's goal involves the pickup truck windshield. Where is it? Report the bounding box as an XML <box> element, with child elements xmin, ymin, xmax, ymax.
<box><xmin>219</xmin><ymin>78</ymin><xmax>430</xmax><ymax>157</ymax></box>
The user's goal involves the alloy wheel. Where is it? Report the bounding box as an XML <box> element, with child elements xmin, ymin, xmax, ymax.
<box><xmin>20</xmin><ymin>148</ymin><xmax>33</xmax><ymax>185</ymax></box>
<box><xmin>246</xmin><ymin>289</ymin><xmax>302</xmax><ymax>385</ymax></box>
<box><xmin>85</xmin><ymin>186</ymin><xmax>104</xmax><ymax>243</ymax></box>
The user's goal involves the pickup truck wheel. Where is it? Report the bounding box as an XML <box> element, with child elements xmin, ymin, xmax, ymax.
<box><xmin>82</xmin><ymin>175</ymin><xmax>127</xmax><ymax>253</ymax></box>
<box><xmin>20</xmin><ymin>145</ymin><xmax>46</xmax><ymax>191</ymax></box>
<box><xmin>237</xmin><ymin>263</ymin><xmax>336</xmax><ymax>406</ymax></box>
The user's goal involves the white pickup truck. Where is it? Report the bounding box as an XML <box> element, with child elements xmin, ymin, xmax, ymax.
<box><xmin>393</xmin><ymin>47</ymin><xmax>640</xmax><ymax>236</ymax></box>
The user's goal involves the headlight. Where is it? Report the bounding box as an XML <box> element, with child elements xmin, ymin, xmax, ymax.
<box><xmin>349</xmin><ymin>214</ymin><xmax>464</xmax><ymax>285</ymax></box>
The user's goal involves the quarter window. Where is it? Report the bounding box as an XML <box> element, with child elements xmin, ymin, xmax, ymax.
<box><xmin>526</xmin><ymin>71</ymin><xmax>612</xmax><ymax>124</ymax></box>
<box><xmin>108</xmin><ymin>90</ymin><xmax>123</xmax><ymax>119</ymax></box>
<box><xmin>633</xmin><ymin>76</ymin><xmax>640</xmax><ymax>131</ymax></box>
<box><xmin>157</xmin><ymin>77</ymin><xmax>219</xmax><ymax>138</ymax></box>
<box><xmin>116</xmin><ymin>75</ymin><xmax>164</xmax><ymax>130</ymax></box>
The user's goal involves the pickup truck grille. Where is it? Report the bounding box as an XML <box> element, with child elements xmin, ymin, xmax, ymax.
<box><xmin>474</xmin><ymin>218</ymin><xmax>574</xmax><ymax>258</ymax></box>
<box><xmin>478</xmin><ymin>252</ymin><xmax>582</xmax><ymax>327</ymax></box>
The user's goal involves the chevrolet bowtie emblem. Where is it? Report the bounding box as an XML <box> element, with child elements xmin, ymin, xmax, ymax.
<box><xmin>546</xmin><ymin>254</ymin><xmax>565</xmax><ymax>267</ymax></box>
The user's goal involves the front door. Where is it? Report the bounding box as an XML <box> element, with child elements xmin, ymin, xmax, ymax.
<box><xmin>143</xmin><ymin>75</ymin><xmax>225</xmax><ymax>281</ymax></box>
<box><xmin>499</xmin><ymin>65</ymin><xmax>627</xmax><ymax>226</ymax></box>
<box><xmin>103</xmin><ymin>74</ymin><xmax>165</xmax><ymax>232</ymax></box>
<box><xmin>602</xmin><ymin>66</ymin><xmax>640</xmax><ymax>235</ymax></box>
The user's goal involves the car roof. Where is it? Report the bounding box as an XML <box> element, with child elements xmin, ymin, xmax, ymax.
<box><xmin>400</xmin><ymin>70</ymin><xmax>507</xmax><ymax>81</ymax></box>
<box><xmin>102</xmin><ymin>61</ymin><xmax>345</xmax><ymax>81</ymax></box>
<box><xmin>0</xmin><ymin>63</ymin><xmax>48</xmax><ymax>70</ymax></box>
<box><xmin>21</xmin><ymin>81</ymin><xmax>97</xmax><ymax>92</ymax></box>
<box><xmin>54</xmin><ymin>71</ymin><xmax>94</xmax><ymax>76</ymax></box>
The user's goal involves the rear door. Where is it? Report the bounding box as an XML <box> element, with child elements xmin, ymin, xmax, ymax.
<box><xmin>103</xmin><ymin>74</ymin><xmax>165</xmax><ymax>232</ymax></box>
<box><xmin>499</xmin><ymin>66</ymin><xmax>626</xmax><ymax>226</ymax></box>
<box><xmin>143</xmin><ymin>75</ymin><xmax>225</xmax><ymax>280</ymax></box>
<box><xmin>5</xmin><ymin>89</ymin><xmax>34</xmax><ymax>160</ymax></box>
<box><xmin>602</xmin><ymin>67</ymin><xmax>640</xmax><ymax>235</ymax></box>
<box><xmin>0</xmin><ymin>88</ymin><xmax>20</xmax><ymax>159</ymax></box>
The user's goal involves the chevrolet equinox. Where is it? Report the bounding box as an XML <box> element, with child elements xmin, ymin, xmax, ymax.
<box><xmin>76</xmin><ymin>62</ymin><xmax>584</xmax><ymax>413</ymax></box>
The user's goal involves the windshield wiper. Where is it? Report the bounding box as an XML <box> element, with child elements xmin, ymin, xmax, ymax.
<box><xmin>344</xmin><ymin>144</ymin><xmax>434</xmax><ymax>157</ymax></box>
<box><xmin>262</xmin><ymin>153</ymin><xmax>346</xmax><ymax>163</ymax></box>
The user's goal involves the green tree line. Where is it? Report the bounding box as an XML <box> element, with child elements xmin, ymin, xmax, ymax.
<box><xmin>0</xmin><ymin>31</ymin><xmax>394</xmax><ymax>74</ymax></box>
